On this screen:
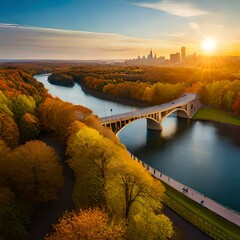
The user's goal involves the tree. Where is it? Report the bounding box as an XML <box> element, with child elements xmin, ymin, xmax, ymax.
<box><xmin>45</xmin><ymin>208</ymin><xmax>125</xmax><ymax>240</ymax></box>
<box><xmin>106</xmin><ymin>159</ymin><xmax>165</xmax><ymax>220</ymax></box>
<box><xmin>38</xmin><ymin>97</ymin><xmax>92</xmax><ymax>141</ymax></box>
<box><xmin>0</xmin><ymin>113</ymin><xmax>19</xmax><ymax>147</ymax></box>
<box><xmin>0</xmin><ymin>91</ymin><xmax>13</xmax><ymax>117</ymax></box>
<box><xmin>0</xmin><ymin>141</ymin><xmax>64</xmax><ymax>204</ymax></box>
<box><xmin>18</xmin><ymin>112</ymin><xmax>41</xmax><ymax>143</ymax></box>
<box><xmin>127</xmin><ymin>211</ymin><xmax>173</xmax><ymax>240</ymax></box>
<box><xmin>12</xmin><ymin>94</ymin><xmax>36</xmax><ymax>121</ymax></box>
<box><xmin>67</xmin><ymin>125</ymin><xmax>118</xmax><ymax>208</ymax></box>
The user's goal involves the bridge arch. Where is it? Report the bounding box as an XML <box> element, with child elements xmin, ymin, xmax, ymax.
<box><xmin>115</xmin><ymin>108</ymin><xmax>190</xmax><ymax>134</ymax></box>
<box><xmin>100</xmin><ymin>93</ymin><xmax>202</xmax><ymax>134</ymax></box>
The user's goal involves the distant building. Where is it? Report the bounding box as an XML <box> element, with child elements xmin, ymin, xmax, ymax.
<box><xmin>181</xmin><ymin>47</ymin><xmax>186</xmax><ymax>62</ymax></box>
<box><xmin>125</xmin><ymin>49</ymin><xmax>165</xmax><ymax>66</ymax></box>
<box><xmin>147</xmin><ymin>49</ymin><xmax>153</xmax><ymax>60</ymax></box>
<box><xmin>170</xmin><ymin>52</ymin><xmax>180</xmax><ymax>64</ymax></box>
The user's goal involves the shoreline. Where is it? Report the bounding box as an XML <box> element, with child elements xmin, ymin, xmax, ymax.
<box><xmin>78</xmin><ymin>81</ymin><xmax>152</xmax><ymax>107</ymax></box>
<box><xmin>192</xmin><ymin>106</ymin><xmax>240</xmax><ymax>127</ymax></box>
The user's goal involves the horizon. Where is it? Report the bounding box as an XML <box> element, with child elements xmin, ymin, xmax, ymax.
<box><xmin>1</xmin><ymin>1</ymin><xmax>240</xmax><ymax>59</ymax></box>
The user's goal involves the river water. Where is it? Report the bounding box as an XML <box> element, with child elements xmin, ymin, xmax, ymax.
<box><xmin>36</xmin><ymin>74</ymin><xmax>240</xmax><ymax>213</ymax></box>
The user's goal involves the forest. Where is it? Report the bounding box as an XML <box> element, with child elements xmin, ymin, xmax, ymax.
<box><xmin>49</xmin><ymin>64</ymin><xmax>240</xmax><ymax>113</ymax></box>
<box><xmin>0</xmin><ymin>65</ymin><xmax>173</xmax><ymax>239</ymax></box>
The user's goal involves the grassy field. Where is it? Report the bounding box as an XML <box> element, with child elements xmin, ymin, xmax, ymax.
<box><xmin>193</xmin><ymin>107</ymin><xmax>240</xmax><ymax>126</ymax></box>
<box><xmin>163</xmin><ymin>183</ymin><xmax>240</xmax><ymax>240</ymax></box>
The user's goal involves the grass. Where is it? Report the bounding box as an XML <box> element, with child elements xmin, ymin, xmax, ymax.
<box><xmin>193</xmin><ymin>107</ymin><xmax>240</xmax><ymax>126</ymax></box>
<box><xmin>163</xmin><ymin>183</ymin><xmax>240</xmax><ymax>240</ymax></box>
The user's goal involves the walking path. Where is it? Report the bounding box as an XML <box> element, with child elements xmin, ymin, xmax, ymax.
<box><xmin>129</xmin><ymin>153</ymin><xmax>240</xmax><ymax>227</ymax></box>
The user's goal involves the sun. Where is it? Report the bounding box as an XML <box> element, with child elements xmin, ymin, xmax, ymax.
<box><xmin>202</xmin><ymin>38</ymin><xmax>217</xmax><ymax>53</ymax></box>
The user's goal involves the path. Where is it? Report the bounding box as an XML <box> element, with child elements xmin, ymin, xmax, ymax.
<box><xmin>130</xmin><ymin>153</ymin><xmax>240</xmax><ymax>227</ymax></box>
<box><xmin>28</xmin><ymin>133</ymin><xmax>74</xmax><ymax>240</ymax></box>
<box><xmin>163</xmin><ymin>206</ymin><xmax>211</xmax><ymax>240</ymax></box>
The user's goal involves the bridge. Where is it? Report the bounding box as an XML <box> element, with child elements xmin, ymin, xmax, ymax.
<box><xmin>100</xmin><ymin>93</ymin><xmax>202</xmax><ymax>133</ymax></box>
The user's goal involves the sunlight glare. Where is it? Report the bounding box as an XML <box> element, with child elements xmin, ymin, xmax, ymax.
<box><xmin>202</xmin><ymin>38</ymin><xmax>217</xmax><ymax>53</ymax></box>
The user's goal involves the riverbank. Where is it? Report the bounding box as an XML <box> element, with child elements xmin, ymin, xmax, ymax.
<box><xmin>193</xmin><ymin>107</ymin><xmax>240</xmax><ymax>127</ymax></box>
<box><xmin>78</xmin><ymin>81</ymin><xmax>152</xmax><ymax>107</ymax></box>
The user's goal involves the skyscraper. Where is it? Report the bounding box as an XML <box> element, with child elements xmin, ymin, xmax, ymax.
<box><xmin>147</xmin><ymin>49</ymin><xmax>153</xmax><ymax>60</ymax></box>
<box><xmin>181</xmin><ymin>47</ymin><xmax>186</xmax><ymax>62</ymax></box>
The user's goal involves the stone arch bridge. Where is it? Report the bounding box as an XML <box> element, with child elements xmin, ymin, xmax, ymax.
<box><xmin>100</xmin><ymin>93</ymin><xmax>202</xmax><ymax>134</ymax></box>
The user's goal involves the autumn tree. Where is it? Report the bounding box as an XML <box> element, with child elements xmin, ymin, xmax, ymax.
<box><xmin>12</xmin><ymin>94</ymin><xmax>36</xmax><ymax>121</ymax></box>
<box><xmin>45</xmin><ymin>208</ymin><xmax>125</xmax><ymax>240</ymax></box>
<box><xmin>0</xmin><ymin>90</ymin><xmax>13</xmax><ymax>117</ymax></box>
<box><xmin>66</xmin><ymin>122</ymin><xmax>172</xmax><ymax>239</ymax></box>
<box><xmin>18</xmin><ymin>112</ymin><xmax>41</xmax><ymax>143</ymax></box>
<box><xmin>0</xmin><ymin>113</ymin><xmax>19</xmax><ymax>147</ymax></box>
<box><xmin>83</xmin><ymin>115</ymin><xmax>119</xmax><ymax>144</ymax></box>
<box><xmin>38</xmin><ymin>97</ymin><xmax>92</xmax><ymax>141</ymax></box>
<box><xmin>106</xmin><ymin>160</ymin><xmax>165</xmax><ymax>220</ymax></box>
<box><xmin>127</xmin><ymin>211</ymin><xmax>173</xmax><ymax>240</ymax></box>
<box><xmin>67</xmin><ymin>124</ymin><xmax>118</xmax><ymax>208</ymax></box>
<box><xmin>0</xmin><ymin>140</ymin><xmax>64</xmax><ymax>204</ymax></box>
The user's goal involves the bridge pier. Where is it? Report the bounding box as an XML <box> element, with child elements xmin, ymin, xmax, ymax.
<box><xmin>147</xmin><ymin>119</ymin><xmax>162</xmax><ymax>131</ymax></box>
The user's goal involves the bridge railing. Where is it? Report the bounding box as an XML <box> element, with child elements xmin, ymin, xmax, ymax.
<box><xmin>128</xmin><ymin>151</ymin><xmax>240</xmax><ymax>227</ymax></box>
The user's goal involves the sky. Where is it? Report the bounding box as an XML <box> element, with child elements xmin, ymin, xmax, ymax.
<box><xmin>1</xmin><ymin>0</ymin><xmax>240</xmax><ymax>60</ymax></box>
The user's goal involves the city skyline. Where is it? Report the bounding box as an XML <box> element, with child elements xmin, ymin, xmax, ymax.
<box><xmin>1</xmin><ymin>0</ymin><xmax>240</xmax><ymax>59</ymax></box>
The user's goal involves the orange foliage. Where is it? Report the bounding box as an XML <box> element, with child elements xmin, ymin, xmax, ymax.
<box><xmin>45</xmin><ymin>208</ymin><xmax>125</xmax><ymax>240</ymax></box>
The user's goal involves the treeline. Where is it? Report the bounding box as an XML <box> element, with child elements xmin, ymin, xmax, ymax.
<box><xmin>0</xmin><ymin>68</ymin><xmax>173</xmax><ymax>239</ymax></box>
<box><xmin>0</xmin><ymin>69</ymin><xmax>62</xmax><ymax>239</ymax></box>
<box><xmin>0</xmin><ymin>68</ymin><xmax>116</xmax><ymax>239</ymax></box>
<box><xmin>49</xmin><ymin>65</ymin><xmax>240</xmax><ymax>112</ymax></box>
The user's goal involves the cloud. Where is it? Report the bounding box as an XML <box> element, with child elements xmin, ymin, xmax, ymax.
<box><xmin>205</xmin><ymin>23</ymin><xmax>224</xmax><ymax>28</ymax></box>
<box><xmin>131</xmin><ymin>0</ymin><xmax>209</xmax><ymax>17</ymax></box>
<box><xmin>189</xmin><ymin>22</ymin><xmax>201</xmax><ymax>34</ymax></box>
<box><xmin>163</xmin><ymin>31</ymin><xmax>185</xmax><ymax>37</ymax></box>
<box><xmin>0</xmin><ymin>23</ymin><xmax>181</xmax><ymax>59</ymax></box>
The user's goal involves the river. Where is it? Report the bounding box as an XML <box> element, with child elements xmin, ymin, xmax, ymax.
<box><xmin>36</xmin><ymin>74</ymin><xmax>240</xmax><ymax>213</ymax></box>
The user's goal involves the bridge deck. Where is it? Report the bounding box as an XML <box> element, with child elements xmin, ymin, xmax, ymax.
<box><xmin>100</xmin><ymin>93</ymin><xmax>199</xmax><ymax>123</ymax></box>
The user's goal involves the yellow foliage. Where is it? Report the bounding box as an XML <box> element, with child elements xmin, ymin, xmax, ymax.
<box><xmin>0</xmin><ymin>140</ymin><xmax>64</xmax><ymax>203</ymax></box>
